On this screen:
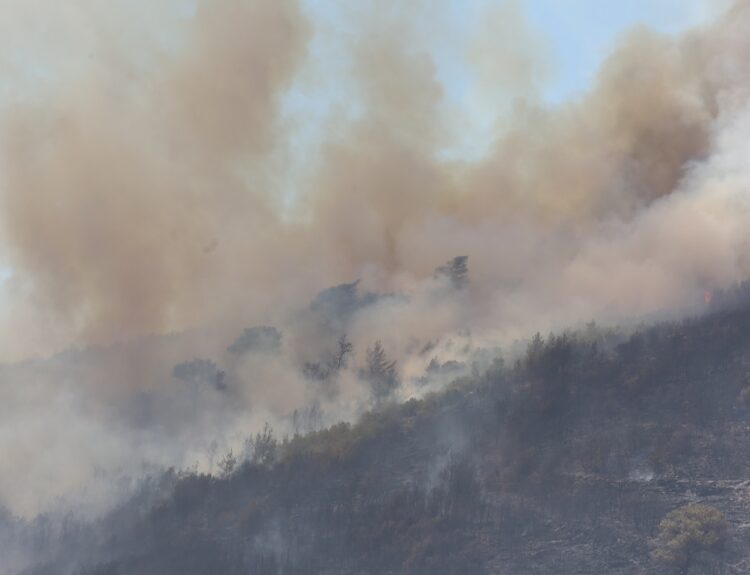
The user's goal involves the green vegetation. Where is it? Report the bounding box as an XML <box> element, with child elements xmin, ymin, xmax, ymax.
<box><xmin>651</xmin><ymin>504</ymin><xmax>728</xmax><ymax>574</ymax></box>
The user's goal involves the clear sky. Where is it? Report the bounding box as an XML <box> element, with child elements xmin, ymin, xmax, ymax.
<box><xmin>517</xmin><ymin>0</ymin><xmax>728</xmax><ymax>103</ymax></box>
<box><xmin>299</xmin><ymin>0</ymin><xmax>729</xmax><ymax>99</ymax></box>
<box><xmin>283</xmin><ymin>0</ymin><xmax>731</xmax><ymax>162</ymax></box>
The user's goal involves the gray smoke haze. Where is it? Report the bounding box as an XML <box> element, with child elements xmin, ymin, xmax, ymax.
<box><xmin>0</xmin><ymin>0</ymin><xmax>750</xmax><ymax>519</ymax></box>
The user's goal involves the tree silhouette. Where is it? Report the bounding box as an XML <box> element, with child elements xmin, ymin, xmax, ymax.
<box><xmin>434</xmin><ymin>256</ymin><xmax>469</xmax><ymax>290</ymax></box>
<box><xmin>361</xmin><ymin>341</ymin><xmax>400</xmax><ymax>402</ymax></box>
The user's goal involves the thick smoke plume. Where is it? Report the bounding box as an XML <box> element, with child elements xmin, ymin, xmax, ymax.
<box><xmin>1</xmin><ymin>0</ymin><xmax>750</xmax><ymax>517</ymax></box>
<box><xmin>0</xmin><ymin>0</ymin><xmax>749</xmax><ymax>358</ymax></box>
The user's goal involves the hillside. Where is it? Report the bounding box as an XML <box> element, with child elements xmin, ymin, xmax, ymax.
<box><xmin>12</xmin><ymin>293</ymin><xmax>750</xmax><ymax>575</ymax></box>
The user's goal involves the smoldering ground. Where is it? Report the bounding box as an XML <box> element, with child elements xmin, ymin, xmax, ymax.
<box><xmin>0</xmin><ymin>0</ymin><xmax>750</xmax><ymax>519</ymax></box>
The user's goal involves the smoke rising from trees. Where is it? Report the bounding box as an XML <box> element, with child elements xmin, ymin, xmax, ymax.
<box><xmin>0</xmin><ymin>1</ymin><xmax>749</xmax><ymax>360</ymax></box>
<box><xmin>1</xmin><ymin>0</ymin><xmax>750</xmax><ymax>522</ymax></box>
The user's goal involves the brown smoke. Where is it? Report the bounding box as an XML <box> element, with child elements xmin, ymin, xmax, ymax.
<box><xmin>4</xmin><ymin>0</ymin><xmax>750</xmax><ymax>517</ymax></box>
<box><xmin>0</xmin><ymin>0</ymin><xmax>309</xmax><ymax>357</ymax></box>
<box><xmin>1</xmin><ymin>0</ymin><xmax>750</xmax><ymax>361</ymax></box>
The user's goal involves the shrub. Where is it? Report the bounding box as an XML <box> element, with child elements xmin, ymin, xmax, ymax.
<box><xmin>651</xmin><ymin>504</ymin><xmax>728</xmax><ymax>574</ymax></box>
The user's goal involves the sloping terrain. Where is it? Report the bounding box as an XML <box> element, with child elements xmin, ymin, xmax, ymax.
<box><xmin>13</xmin><ymin>294</ymin><xmax>750</xmax><ymax>575</ymax></box>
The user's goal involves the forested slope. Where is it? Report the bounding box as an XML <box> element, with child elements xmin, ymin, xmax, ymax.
<box><xmin>16</xmin><ymin>293</ymin><xmax>750</xmax><ymax>575</ymax></box>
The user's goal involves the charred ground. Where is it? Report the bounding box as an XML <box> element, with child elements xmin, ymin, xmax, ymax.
<box><xmin>12</xmin><ymin>290</ymin><xmax>750</xmax><ymax>575</ymax></box>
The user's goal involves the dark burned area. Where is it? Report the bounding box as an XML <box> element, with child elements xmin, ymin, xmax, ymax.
<box><xmin>11</xmin><ymin>287</ymin><xmax>750</xmax><ymax>575</ymax></box>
